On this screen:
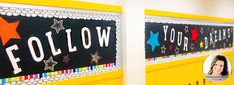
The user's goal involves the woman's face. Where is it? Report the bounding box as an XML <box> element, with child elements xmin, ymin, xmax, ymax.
<box><xmin>212</xmin><ymin>60</ymin><xmax>224</xmax><ymax>76</ymax></box>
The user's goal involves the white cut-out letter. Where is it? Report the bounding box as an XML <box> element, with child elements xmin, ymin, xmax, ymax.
<box><xmin>214</xmin><ymin>30</ymin><xmax>217</xmax><ymax>42</ymax></box>
<box><xmin>170</xmin><ymin>28</ymin><xmax>175</xmax><ymax>43</ymax></box>
<box><xmin>66</xmin><ymin>29</ymin><xmax>77</xmax><ymax>52</ymax></box>
<box><xmin>183</xmin><ymin>37</ymin><xmax>188</xmax><ymax>51</ymax></box>
<box><xmin>177</xmin><ymin>32</ymin><xmax>183</xmax><ymax>46</ymax></box>
<box><xmin>204</xmin><ymin>37</ymin><xmax>208</xmax><ymax>49</ymax></box>
<box><xmin>96</xmin><ymin>26</ymin><xmax>111</xmax><ymax>47</ymax></box>
<box><xmin>81</xmin><ymin>27</ymin><xmax>91</xmax><ymax>49</ymax></box>
<box><xmin>210</xmin><ymin>33</ymin><xmax>213</xmax><ymax>45</ymax></box>
<box><xmin>28</xmin><ymin>37</ymin><xmax>44</xmax><ymax>62</ymax></box>
<box><xmin>223</xmin><ymin>29</ymin><xmax>226</xmax><ymax>40</ymax></box>
<box><xmin>6</xmin><ymin>44</ymin><xmax>22</xmax><ymax>74</ymax></box>
<box><xmin>163</xmin><ymin>25</ymin><xmax>168</xmax><ymax>41</ymax></box>
<box><xmin>45</xmin><ymin>31</ymin><xmax>61</xmax><ymax>56</ymax></box>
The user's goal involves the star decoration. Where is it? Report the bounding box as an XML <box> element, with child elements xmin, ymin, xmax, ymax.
<box><xmin>90</xmin><ymin>51</ymin><xmax>101</xmax><ymax>64</ymax></box>
<box><xmin>212</xmin><ymin>29</ymin><xmax>215</xmax><ymax>34</ymax></box>
<box><xmin>184</xmin><ymin>26</ymin><xmax>189</xmax><ymax>33</ymax></box>
<box><xmin>190</xmin><ymin>43</ymin><xmax>194</xmax><ymax>50</ymax></box>
<box><xmin>51</xmin><ymin>19</ymin><xmax>65</xmax><ymax>33</ymax></box>
<box><xmin>200</xmin><ymin>41</ymin><xmax>204</xmax><ymax>48</ymax></box>
<box><xmin>223</xmin><ymin>43</ymin><xmax>226</xmax><ymax>48</ymax></box>
<box><xmin>161</xmin><ymin>45</ymin><xmax>166</xmax><ymax>54</ymax></box>
<box><xmin>174</xmin><ymin>46</ymin><xmax>179</xmax><ymax>55</ymax></box>
<box><xmin>63</xmin><ymin>55</ymin><xmax>70</xmax><ymax>64</ymax></box>
<box><xmin>190</xmin><ymin>26</ymin><xmax>199</xmax><ymax>43</ymax></box>
<box><xmin>169</xmin><ymin>44</ymin><xmax>173</xmax><ymax>51</ymax></box>
<box><xmin>226</xmin><ymin>39</ymin><xmax>229</xmax><ymax>42</ymax></box>
<box><xmin>0</xmin><ymin>17</ymin><xmax>21</xmax><ymax>46</ymax></box>
<box><xmin>147</xmin><ymin>31</ymin><xmax>160</xmax><ymax>52</ymax></box>
<box><xmin>212</xmin><ymin>42</ymin><xmax>216</xmax><ymax>48</ymax></box>
<box><xmin>44</xmin><ymin>57</ymin><xmax>58</xmax><ymax>71</ymax></box>
<box><xmin>200</xmin><ymin>27</ymin><xmax>204</xmax><ymax>34</ymax></box>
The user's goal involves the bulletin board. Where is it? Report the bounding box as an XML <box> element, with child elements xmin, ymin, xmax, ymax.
<box><xmin>0</xmin><ymin>2</ymin><xmax>121</xmax><ymax>84</ymax></box>
<box><xmin>145</xmin><ymin>12</ymin><xmax>234</xmax><ymax>65</ymax></box>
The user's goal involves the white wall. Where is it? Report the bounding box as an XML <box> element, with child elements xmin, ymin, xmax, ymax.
<box><xmin>81</xmin><ymin>0</ymin><xmax>146</xmax><ymax>85</ymax></box>
<box><xmin>146</xmin><ymin>0</ymin><xmax>234</xmax><ymax>18</ymax></box>
<box><xmin>122</xmin><ymin>0</ymin><xmax>145</xmax><ymax>85</ymax></box>
<box><xmin>79</xmin><ymin>0</ymin><xmax>234</xmax><ymax>19</ymax></box>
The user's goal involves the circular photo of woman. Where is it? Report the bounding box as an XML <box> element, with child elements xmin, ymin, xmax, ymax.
<box><xmin>203</xmin><ymin>54</ymin><xmax>232</xmax><ymax>82</ymax></box>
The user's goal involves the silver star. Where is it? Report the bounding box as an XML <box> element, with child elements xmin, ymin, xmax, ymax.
<box><xmin>174</xmin><ymin>46</ymin><xmax>180</xmax><ymax>55</ymax></box>
<box><xmin>223</xmin><ymin>43</ymin><xmax>226</xmax><ymax>48</ymax></box>
<box><xmin>226</xmin><ymin>39</ymin><xmax>229</xmax><ymax>42</ymax></box>
<box><xmin>212</xmin><ymin>42</ymin><xmax>216</xmax><ymax>48</ymax></box>
<box><xmin>90</xmin><ymin>51</ymin><xmax>101</xmax><ymax>64</ymax></box>
<box><xmin>190</xmin><ymin>43</ymin><xmax>194</xmax><ymax>50</ymax></box>
<box><xmin>51</xmin><ymin>19</ymin><xmax>65</xmax><ymax>33</ymax></box>
<box><xmin>63</xmin><ymin>55</ymin><xmax>70</xmax><ymax>64</ymax></box>
<box><xmin>184</xmin><ymin>26</ymin><xmax>189</xmax><ymax>33</ymax></box>
<box><xmin>161</xmin><ymin>45</ymin><xmax>166</xmax><ymax>54</ymax></box>
<box><xmin>212</xmin><ymin>29</ymin><xmax>215</xmax><ymax>34</ymax></box>
<box><xmin>200</xmin><ymin>27</ymin><xmax>204</xmax><ymax>34</ymax></box>
<box><xmin>44</xmin><ymin>57</ymin><xmax>57</xmax><ymax>71</ymax></box>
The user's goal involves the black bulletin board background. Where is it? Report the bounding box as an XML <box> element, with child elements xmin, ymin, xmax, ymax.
<box><xmin>0</xmin><ymin>15</ymin><xmax>117</xmax><ymax>78</ymax></box>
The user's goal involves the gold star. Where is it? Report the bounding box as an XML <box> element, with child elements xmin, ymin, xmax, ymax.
<box><xmin>90</xmin><ymin>51</ymin><xmax>101</xmax><ymax>64</ymax></box>
<box><xmin>200</xmin><ymin>41</ymin><xmax>204</xmax><ymax>48</ymax></box>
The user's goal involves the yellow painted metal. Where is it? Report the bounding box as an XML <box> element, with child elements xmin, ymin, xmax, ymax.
<box><xmin>145</xmin><ymin>9</ymin><xmax>234</xmax><ymax>23</ymax></box>
<box><xmin>1</xmin><ymin>0</ymin><xmax>122</xmax><ymax>13</ymax></box>
<box><xmin>146</xmin><ymin>50</ymin><xmax>234</xmax><ymax>85</ymax></box>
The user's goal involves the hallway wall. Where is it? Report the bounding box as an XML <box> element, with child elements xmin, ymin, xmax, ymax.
<box><xmin>1</xmin><ymin>0</ymin><xmax>234</xmax><ymax>85</ymax></box>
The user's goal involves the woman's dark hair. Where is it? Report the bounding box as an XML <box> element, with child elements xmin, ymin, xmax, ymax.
<box><xmin>208</xmin><ymin>55</ymin><xmax>229</xmax><ymax>76</ymax></box>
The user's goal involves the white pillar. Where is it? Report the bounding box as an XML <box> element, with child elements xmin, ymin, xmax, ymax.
<box><xmin>122</xmin><ymin>0</ymin><xmax>145</xmax><ymax>85</ymax></box>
